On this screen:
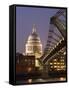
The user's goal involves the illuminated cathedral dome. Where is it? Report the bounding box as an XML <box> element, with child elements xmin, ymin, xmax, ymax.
<box><xmin>25</xmin><ymin>24</ymin><xmax>42</xmax><ymax>58</ymax></box>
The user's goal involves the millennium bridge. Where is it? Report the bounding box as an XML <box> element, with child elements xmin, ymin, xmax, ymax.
<box><xmin>39</xmin><ymin>9</ymin><xmax>67</xmax><ymax>79</ymax></box>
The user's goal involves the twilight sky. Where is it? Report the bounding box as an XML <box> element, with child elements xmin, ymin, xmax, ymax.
<box><xmin>16</xmin><ymin>6</ymin><xmax>59</xmax><ymax>53</ymax></box>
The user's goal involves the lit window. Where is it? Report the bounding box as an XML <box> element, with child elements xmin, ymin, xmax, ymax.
<box><xmin>57</xmin><ymin>66</ymin><xmax>60</xmax><ymax>68</ymax></box>
<box><xmin>61</xmin><ymin>57</ymin><xmax>64</xmax><ymax>59</ymax></box>
<box><xmin>60</xmin><ymin>59</ymin><xmax>64</xmax><ymax>62</ymax></box>
<box><xmin>57</xmin><ymin>69</ymin><xmax>60</xmax><ymax>71</ymax></box>
<box><xmin>64</xmin><ymin>52</ymin><xmax>66</xmax><ymax>55</ymax></box>
<box><xmin>54</xmin><ymin>59</ymin><xmax>57</xmax><ymax>61</ymax></box>
<box><xmin>57</xmin><ymin>63</ymin><xmax>60</xmax><ymax>64</ymax></box>
<box><xmin>28</xmin><ymin>67</ymin><xmax>32</xmax><ymax>72</ymax></box>
<box><xmin>61</xmin><ymin>66</ymin><xmax>64</xmax><ymax>69</ymax></box>
<box><xmin>50</xmin><ymin>62</ymin><xmax>53</xmax><ymax>65</ymax></box>
<box><xmin>54</xmin><ymin>62</ymin><xmax>57</xmax><ymax>64</ymax></box>
<box><xmin>51</xmin><ymin>66</ymin><xmax>53</xmax><ymax>68</ymax></box>
<box><xmin>28</xmin><ymin>79</ymin><xmax>32</xmax><ymax>83</ymax></box>
<box><xmin>54</xmin><ymin>66</ymin><xmax>57</xmax><ymax>68</ymax></box>
<box><xmin>61</xmin><ymin>63</ymin><xmax>64</xmax><ymax>65</ymax></box>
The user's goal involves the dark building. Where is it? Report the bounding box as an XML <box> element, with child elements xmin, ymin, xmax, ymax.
<box><xmin>16</xmin><ymin>54</ymin><xmax>35</xmax><ymax>74</ymax></box>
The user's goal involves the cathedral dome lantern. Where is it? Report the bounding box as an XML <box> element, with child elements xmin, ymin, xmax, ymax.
<box><xmin>25</xmin><ymin>24</ymin><xmax>43</xmax><ymax>58</ymax></box>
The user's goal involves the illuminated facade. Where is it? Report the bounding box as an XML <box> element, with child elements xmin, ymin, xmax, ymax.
<box><xmin>49</xmin><ymin>58</ymin><xmax>66</xmax><ymax>71</ymax></box>
<box><xmin>25</xmin><ymin>24</ymin><xmax>43</xmax><ymax>67</ymax></box>
<box><xmin>48</xmin><ymin>49</ymin><xmax>66</xmax><ymax>77</ymax></box>
<box><xmin>25</xmin><ymin>24</ymin><xmax>42</xmax><ymax>58</ymax></box>
<box><xmin>48</xmin><ymin>47</ymin><xmax>66</xmax><ymax>73</ymax></box>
